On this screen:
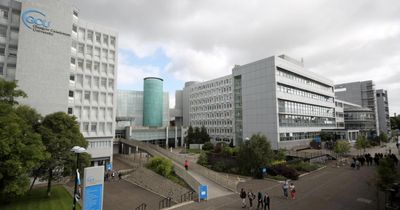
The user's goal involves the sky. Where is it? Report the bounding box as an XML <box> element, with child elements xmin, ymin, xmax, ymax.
<box><xmin>71</xmin><ymin>0</ymin><xmax>400</xmax><ymax>115</ymax></box>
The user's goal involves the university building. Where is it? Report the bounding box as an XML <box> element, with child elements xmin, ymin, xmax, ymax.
<box><xmin>0</xmin><ymin>0</ymin><xmax>118</xmax><ymax>166</ymax></box>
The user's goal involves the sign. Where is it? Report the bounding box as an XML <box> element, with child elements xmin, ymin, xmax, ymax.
<box><xmin>83</xmin><ymin>166</ymin><xmax>104</xmax><ymax>210</ymax></box>
<box><xmin>199</xmin><ymin>185</ymin><xmax>208</xmax><ymax>201</ymax></box>
<box><xmin>314</xmin><ymin>136</ymin><xmax>321</xmax><ymax>143</ymax></box>
<box><xmin>21</xmin><ymin>8</ymin><xmax>70</xmax><ymax>37</ymax></box>
<box><xmin>106</xmin><ymin>163</ymin><xmax>112</xmax><ymax>171</ymax></box>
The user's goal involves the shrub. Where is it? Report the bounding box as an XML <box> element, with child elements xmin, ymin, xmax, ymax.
<box><xmin>146</xmin><ymin>156</ymin><xmax>173</xmax><ymax>177</ymax></box>
<box><xmin>202</xmin><ymin>142</ymin><xmax>214</xmax><ymax>151</ymax></box>
<box><xmin>197</xmin><ymin>151</ymin><xmax>208</xmax><ymax>166</ymax></box>
<box><xmin>288</xmin><ymin>161</ymin><xmax>321</xmax><ymax>172</ymax></box>
<box><xmin>269</xmin><ymin>164</ymin><xmax>299</xmax><ymax>180</ymax></box>
<box><xmin>221</xmin><ymin>147</ymin><xmax>234</xmax><ymax>157</ymax></box>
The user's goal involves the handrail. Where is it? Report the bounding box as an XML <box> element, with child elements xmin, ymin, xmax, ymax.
<box><xmin>134</xmin><ymin>203</ymin><xmax>147</xmax><ymax>210</ymax></box>
<box><xmin>180</xmin><ymin>191</ymin><xmax>195</xmax><ymax>203</ymax></box>
<box><xmin>159</xmin><ymin>197</ymin><xmax>172</xmax><ymax>209</ymax></box>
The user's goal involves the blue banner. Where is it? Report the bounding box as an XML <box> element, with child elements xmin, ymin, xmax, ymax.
<box><xmin>199</xmin><ymin>185</ymin><xmax>208</xmax><ymax>200</ymax></box>
<box><xmin>84</xmin><ymin>184</ymin><xmax>103</xmax><ymax>210</ymax></box>
<box><xmin>106</xmin><ymin>163</ymin><xmax>112</xmax><ymax>171</ymax></box>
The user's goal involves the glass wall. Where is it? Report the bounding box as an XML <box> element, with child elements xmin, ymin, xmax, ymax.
<box><xmin>278</xmin><ymin>100</ymin><xmax>334</xmax><ymax>118</ymax></box>
<box><xmin>276</xmin><ymin>67</ymin><xmax>333</xmax><ymax>92</ymax></box>
<box><xmin>277</xmin><ymin>83</ymin><xmax>333</xmax><ymax>103</ymax></box>
<box><xmin>279</xmin><ymin>114</ymin><xmax>336</xmax><ymax>127</ymax></box>
<box><xmin>279</xmin><ymin>132</ymin><xmax>320</xmax><ymax>141</ymax></box>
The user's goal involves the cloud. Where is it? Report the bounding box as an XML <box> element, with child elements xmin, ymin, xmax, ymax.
<box><xmin>71</xmin><ymin>0</ymin><xmax>400</xmax><ymax>114</ymax></box>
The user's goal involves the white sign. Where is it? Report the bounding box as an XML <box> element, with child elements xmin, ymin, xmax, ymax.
<box><xmin>83</xmin><ymin>166</ymin><xmax>104</xmax><ymax>210</ymax></box>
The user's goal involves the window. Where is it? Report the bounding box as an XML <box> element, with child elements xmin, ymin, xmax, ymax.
<box><xmin>95</xmin><ymin>32</ymin><xmax>101</xmax><ymax>44</ymax></box>
<box><xmin>78</xmin><ymin>43</ymin><xmax>84</xmax><ymax>54</ymax></box>
<box><xmin>84</xmin><ymin>76</ymin><xmax>91</xmax><ymax>87</ymax></box>
<box><xmin>109</xmin><ymin>51</ymin><xmax>115</xmax><ymax>60</ymax></box>
<box><xmin>91</xmin><ymin>123</ymin><xmax>97</xmax><ymax>132</ymax></box>
<box><xmin>74</xmin><ymin>106</ymin><xmax>81</xmax><ymax>118</ymax></box>
<box><xmin>108</xmin><ymin>64</ymin><xmax>114</xmax><ymax>76</ymax></box>
<box><xmin>100</xmin><ymin>93</ymin><xmax>106</xmax><ymax>104</ymax></box>
<box><xmin>110</xmin><ymin>36</ymin><xmax>115</xmax><ymax>47</ymax></box>
<box><xmin>103</xmin><ymin>35</ymin><xmax>108</xmax><ymax>45</ymax></box>
<box><xmin>73</xmin><ymin>10</ymin><xmax>78</xmax><ymax>18</ymax></box>
<box><xmin>85</xmin><ymin>61</ymin><xmax>92</xmax><ymax>71</ymax></box>
<box><xmin>91</xmin><ymin>108</ymin><xmax>98</xmax><ymax>119</ymax></box>
<box><xmin>99</xmin><ymin>122</ymin><xmax>105</xmax><ymax>134</ymax></box>
<box><xmin>87</xmin><ymin>30</ymin><xmax>93</xmax><ymax>41</ymax></box>
<box><xmin>68</xmin><ymin>91</ymin><xmax>74</xmax><ymax>98</ymax></box>
<box><xmin>86</xmin><ymin>45</ymin><xmax>93</xmax><ymax>56</ymax></box>
<box><xmin>77</xmin><ymin>59</ymin><xmax>83</xmax><ymax>71</ymax></box>
<box><xmin>107</xmin><ymin>123</ymin><xmax>112</xmax><ymax>134</ymax></box>
<box><xmin>108</xmin><ymin>93</ymin><xmax>113</xmax><ymax>105</ymax></box>
<box><xmin>93</xmin><ymin>62</ymin><xmax>99</xmax><ymax>73</ymax></box>
<box><xmin>70</xmin><ymin>58</ymin><xmax>76</xmax><ymax>65</ymax></box>
<box><xmin>99</xmin><ymin>108</ymin><xmax>105</xmax><ymax>119</ymax></box>
<box><xmin>83</xmin><ymin>122</ymin><xmax>89</xmax><ymax>132</ymax></box>
<box><xmin>83</xmin><ymin>107</ymin><xmax>90</xmax><ymax>119</ymax></box>
<box><xmin>92</xmin><ymin>92</ymin><xmax>99</xmax><ymax>103</ymax></box>
<box><xmin>1</xmin><ymin>8</ymin><xmax>8</xmax><ymax>19</ymax></box>
<box><xmin>78</xmin><ymin>28</ymin><xmax>85</xmax><ymax>40</ymax></box>
<box><xmin>101</xmin><ymin>63</ymin><xmax>107</xmax><ymax>74</ymax></box>
<box><xmin>94</xmin><ymin>47</ymin><xmax>100</xmax><ymax>59</ymax></box>
<box><xmin>76</xmin><ymin>74</ymin><xmax>83</xmax><ymax>86</ymax></box>
<box><xmin>69</xmin><ymin>74</ymin><xmax>75</xmax><ymax>82</ymax></box>
<box><xmin>84</xmin><ymin>91</ymin><xmax>90</xmax><ymax>101</ymax></box>
<box><xmin>93</xmin><ymin>77</ymin><xmax>99</xmax><ymax>89</ymax></box>
<box><xmin>101</xmin><ymin>78</ymin><xmax>107</xmax><ymax>89</ymax></box>
<box><xmin>102</xmin><ymin>49</ymin><xmax>108</xmax><ymax>60</ymax></box>
<box><xmin>72</xmin><ymin>25</ymin><xmax>77</xmax><ymax>33</ymax></box>
<box><xmin>68</xmin><ymin>107</ymin><xmax>73</xmax><ymax>114</ymax></box>
<box><xmin>108</xmin><ymin>79</ymin><xmax>114</xmax><ymax>90</ymax></box>
<box><xmin>75</xmin><ymin>90</ymin><xmax>82</xmax><ymax>103</ymax></box>
<box><xmin>107</xmin><ymin>108</ymin><xmax>113</xmax><ymax>119</ymax></box>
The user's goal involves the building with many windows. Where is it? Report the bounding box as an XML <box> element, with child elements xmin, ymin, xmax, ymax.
<box><xmin>178</xmin><ymin>55</ymin><xmax>337</xmax><ymax>149</ymax></box>
<box><xmin>376</xmin><ymin>89</ymin><xmax>390</xmax><ymax>134</ymax></box>
<box><xmin>0</xmin><ymin>0</ymin><xmax>117</xmax><ymax>166</ymax></box>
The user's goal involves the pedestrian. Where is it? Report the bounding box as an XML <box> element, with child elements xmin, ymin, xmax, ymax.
<box><xmin>112</xmin><ymin>171</ymin><xmax>115</xmax><ymax>181</ymax></box>
<box><xmin>248</xmin><ymin>190</ymin><xmax>255</xmax><ymax>208</ymax></box>
<box><xmin>263</xmin><ymin>192</ymin><xmax>270</xmax><ymax>210</ymax></box>
<box><xmin>355</xmin><ymin>160</ymin><xmax>360</xmax><ymax>170</ymax></box>
<box><xmin>282</xmin><ymin>180</ymin><xmax>289</xmax><ymax>199</ymax></box>
<box><xmin>184</xmin><ymin>159</ymin><xmax>189</xmax><ymax>171</ymax></box>
<box><xmin>257</xmin><ymin>192</ymin><xmax>263</xmax><ymax>209</ymax></box>
<box><xmin>118</xmin><ymin>172</ymin><xmax>122</xmax><ymax>181</ymax></box>
<box><xmin>289</xmin><ymin>183</ymin><xmax>296</xmax><ymax>200</ymax></box>
<box><xmin>240</xmin><ymin>188</ymin><xmax>247</xmax><ymax>208</ymax></box>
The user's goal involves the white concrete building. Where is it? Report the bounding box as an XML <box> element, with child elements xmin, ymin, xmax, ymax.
<box><xmin>179</xmin><ymin>55</ymin><xmax>337</xmax><ymax>149</ymax></box>
<box><xmin>0</xmin><ymin>0</ymin><xmax>117</xmax><ymax>166</ymax></box>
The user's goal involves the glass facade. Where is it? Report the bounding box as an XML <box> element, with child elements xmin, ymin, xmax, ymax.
<box><xmin>278</xmin><ymin>100</ymin><xmax>334</xmax><ymax>117</ymax></box>
<box><xmin>279</xmin><ymin>132</ymin><xmax>320</xmax><ymax>141</ymax></box>
<box><xmin>279</xmin><ymin>114</ymin><xmax>335</xmax><ymax>127</ymax></box>
<box><xmin>143</xmin><ymin>77</ymin><xmax>163</xmax><ymax>127</ymax></box>
<box><xmin>277</xmin><ymin>83</ymin><xmax>333</xmax><ymax>102</ymax></box>
<box><xmin>276</xmin><ymin>67</ymin><xmax>333</xmax><ymax>92</ymax></box>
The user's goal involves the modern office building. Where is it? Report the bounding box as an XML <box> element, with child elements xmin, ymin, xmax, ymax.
<box><xmin>335</xmin><ymin>100</ymin><xmax>345</xmax><ymax>129</ymax></box>
<box><xmin>376</xmin><ymin>89</ymin><xmax>390</xmax><ymax>134</ymax></box>
<box><xmin>335</xmin><ymin>80</ymin><xmax>379</xmax><ymax>135</ymax></box>
<box><xmin>342</xmin><ymin>101</ymin><xmax>375</xmax><ymax>134</ymax></box>
<box><xmin>0</xmin><ymin>0</ymin><xmax>118</xmax><ymax>166</ymax></box>
<box><xmin>178</xmin><ymin>55</ymin><xmax>337</xmax><ymax>149</ymax></box>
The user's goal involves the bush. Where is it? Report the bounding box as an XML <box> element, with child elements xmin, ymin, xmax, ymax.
<box><xmin>222</xmin><ymin>147</ymin><xmax>234</xmax><ymax>157</ymax></box>
<box><xmin>269</xmin><ymin>164</ymin><xmax>299</xmax><ymax>180</ymax></box>
<box><xmin>146</xmin><ymin>156</ymin><xmax>173</xmax><ymax>177</ymax></box>
<box><xmin>197</xmin><ymin>151</ymin><xmax>208</xmax><ymax>166</ymax></box>
<box><xmin>288</xmin><ymin>161</ymin><xmax>321</xmax><ymax>172</ymax></box>
<box><xmin>214</xmin><ymin>142</ymin><xmax>228</xmax><ymax>153</ymax></box>
<box><xmin>202</xmin><ymin>142</ymin><xmax>214</xmax><ymax>151</ymax></box>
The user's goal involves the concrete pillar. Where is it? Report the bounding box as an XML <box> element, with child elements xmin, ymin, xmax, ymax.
<box><xmin>121</xmin><ymin>143</ymin><xmax>124</xmax><ymax>154</ymax></box>
<box><xmin>128</xmin><ymin>147</ymin><xmax>131</xmax><ymax>155</ymax></box>
<box><xmin>166</xmin><ymin>126</ymin><xmax>169</xmax><ymax>149</ymax></box>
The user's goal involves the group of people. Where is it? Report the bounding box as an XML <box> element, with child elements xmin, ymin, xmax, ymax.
<box><xmin>239</xmin><ymin>180</ymin><xmax>296</xmax><ymax>209</ymax></box>
<box><xmin>351</xmin><ymin>152</ymin><xmax>399</xmax><ymax>169</ymax></box>
<box><xmin>104</xmin><ymin>170</ymin><xmax>122</xmax><ymax>182</ymax></box>
<box><xmin>240</xmin><ymin>189</ymin><xmax>270</xmax><ymax>210</ymax></box>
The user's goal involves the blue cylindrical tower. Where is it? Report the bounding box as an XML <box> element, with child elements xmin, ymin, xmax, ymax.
<box><xmin>143</xmin><ymin>77</ymin><xmax>163</xmax><ymax>127</ymax></box>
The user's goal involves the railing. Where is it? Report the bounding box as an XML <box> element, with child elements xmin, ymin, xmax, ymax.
<box><xmin>159</xmin><ymin>197</ymin><xmax>172</xmax><ymax>209</ymax></box>
<box><xmin>134</xmin><ymin>203</ymin><xmax>147</xmax><ymax>210</ymax></box>
<box><xmin>180</xmin><ymin>191</ymin><xmax>196</xmax><ymax>203</ymax></box>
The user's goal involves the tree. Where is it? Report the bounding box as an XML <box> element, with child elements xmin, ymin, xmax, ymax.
<box><xmin>185</xmin><ymin>125</ymin><xmax>194</xmax><ymax>148</ymax></box>
<box><xmin>390</xmin><ymin>116</ymin><xmax>400</xmax><ymax>130</ymax></box>
<box><xmin>378</xmin><ymin>132</ymin><xmax>388</xmax><ymax>143</ymax></box>
<box><xmin>237</xmin><ymin>133</ymin><xmax>273</xmax><ymax>178</ymax></box>
<box><xmin>194</xmin><ymin>127</ymin><xmax>201</xmax><ymax>144</ymax></box>
<box><xmin>199</xmin><ymin>125</ymin><xmax>210</xmax><ymax>144</ymax></box>
<box><xmin>0</xmin><ymin>79</ymin><xmax>27</xmax><ymax>105</ymax></box>
<box><xmin>146</xmin><ymin>156</ymin><xmax>174</xmax><ymax>177</ymax></box>
<box><xmin>333</xmin><ymin>140</ymin><xmax>351</xmax><ymax>156</ymax></box>
<box><xmin>355</xmin><ymin>135</ymin><xmax>368</xmax><ymax>153</ymax></box>
<box><xmin>202</xmin><ymin>142</ymin><xmax>214</xmax><ymax>151</ymax></box>
<box><xmin>320</xmin><ymin>131</ymin><xmax>334</xmax><ymax>141</ymax></box>
<box><xmin>39</xmin><ymin>112</ymin><xmax>89</xmax><ymax>196</ymax></box>
<box><xmin>376</xmin><ymin>157</ymin><xmax>398</xmax><ymax>191</ymax></box>
<box><xmin>0</xmin><ymin>103</ymin><xmax>46</xmax><ymax>202</ymax></box>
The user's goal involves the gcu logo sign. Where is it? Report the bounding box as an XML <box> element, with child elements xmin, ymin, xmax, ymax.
<box><xmin>21</xmin><ymin>9</ymin><xmax>50</xmax><ymax>30</ymax></box>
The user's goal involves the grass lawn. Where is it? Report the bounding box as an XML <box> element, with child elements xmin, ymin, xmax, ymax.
<box><xmin>0</xmin><ymin>185</ymin><xmax>81</xmax><ymax>210</ymax></box>
<box><xmin>187</xmin><ymin>148</ymin><xmax>201</xmax><ymax>154</ymax></box>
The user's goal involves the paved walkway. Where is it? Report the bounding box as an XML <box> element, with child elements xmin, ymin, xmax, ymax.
<box><xmin>172</xmin><ymin>161</ymin><xmax>384</xmax><ymax>210</ymax></box>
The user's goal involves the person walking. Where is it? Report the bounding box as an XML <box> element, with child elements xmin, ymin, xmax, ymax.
<box><xmin>263</xmin><ymin>192</ymin><xmax>270</xmax><ymax>210</ymax></box>
<box><xmin>184</xmin><ymin>159</ymin><xmax>189</xmax><ymax>171</ymax></box>
<box><xmin>289</xmin><ymin>183</ymin><xmax>296</xmax><ymax>200</ymax></box>
<box><xmin>282</xmin><ymin>180</ymin><xmax>289</xmax><ymax>199</ymax></box>
<box><xmin>240</xmin><ymin>188</ymin><xmax>247</xmax><ymax>208</ymax></box>
<box><xmin>118</xmin><ymin>172</ymin><xmax>122</xmax><ymax>181</ymax></box>
<box><xmin>257</xmin><ymin>191</ymin><xmax>263</xmax><ymax>209</ymax></box>
<box><xmin>248</xmin><ymin>190</ymin><xmax>255</xmax><ymax>208</ymax></box>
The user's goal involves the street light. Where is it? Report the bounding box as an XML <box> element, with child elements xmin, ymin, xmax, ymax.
<box><xmin>71</xmin><ymin>146</ymin><xmax>86</xmax><ymax>210</ymax></box>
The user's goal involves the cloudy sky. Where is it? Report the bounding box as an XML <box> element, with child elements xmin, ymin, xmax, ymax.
<box><xmin>71</xmin><ymin>0</ymin><xmax>400</xmax><ymax>115</ymax></box>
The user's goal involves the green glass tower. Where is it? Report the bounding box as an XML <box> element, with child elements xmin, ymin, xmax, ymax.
<box><xmin>143</xmin><ymin>77</ymin><xmax>163</xmax><ymax>127</ymax></box>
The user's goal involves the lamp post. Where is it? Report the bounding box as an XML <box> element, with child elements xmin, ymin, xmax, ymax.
<box><xmin>71</xmin><ymin>146</ymin><xmax>86</xmax><ymax>210</ymax></box>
